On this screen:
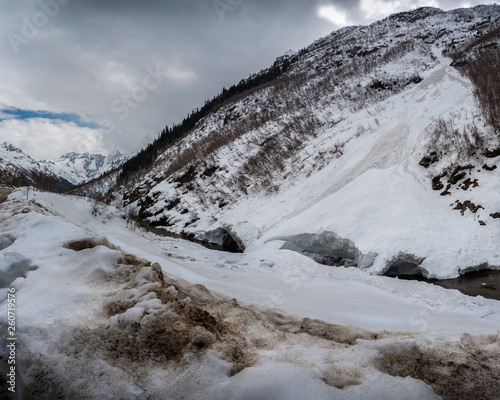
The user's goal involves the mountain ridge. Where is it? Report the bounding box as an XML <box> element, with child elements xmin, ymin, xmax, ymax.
<box><xmin>39</xmin><ymin>150</ymin><xmax>128</xmax><ymax>186</ymax></box>
<box><xmin>0</xmin><ymin>141</ymin><xmax>74</xmax><ymax>191</ymax></box>
<box><xmin>71</xmin><ymin>5</ymin><xmax>500</xmax><ymax>278</ymax></box>
<box><xmin>0</xmin><ymin>140</ymin><xmax>154</xmax><ymax>187</ymax></box>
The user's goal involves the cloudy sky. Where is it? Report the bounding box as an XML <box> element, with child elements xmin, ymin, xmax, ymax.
<box><xmin>0</xmin><ymin>0</ymin><xmax>487</xmax><ymax>160</ymax></box>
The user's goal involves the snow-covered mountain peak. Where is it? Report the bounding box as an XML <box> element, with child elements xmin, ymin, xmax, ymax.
<box><xmin>138</xmin><ymin>135</ymin><xmax>154</xmax><ymax>151</ymax></box>
<box><xmin>277</xmin><ymin>49</ymin><xmax>296</xmax><ymax>59</ymax></box>
<box><xmin>0</xmin><ymin>141</ymin><xmax>73</xmax><ymax>191</ymax></box>
<box><xmin>40</xmin><ymin>150</ymin><xmax>128</xmax><ymax>186</ymax></box>
<box><xmin>1</xmin><ymin>141</ymin><xmax>40</xmax><ymax>166</ymax></box>
<box><xmin>0</xmin><ymin>140</ymin><xmax>131</xmax><ymax>188</ymax></box>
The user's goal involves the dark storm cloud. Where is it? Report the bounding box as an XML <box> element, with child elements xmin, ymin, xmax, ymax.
<box><xmin>0</xmin><ymin>0</ymin><xmax>490</xmax><ymax>159</ymax></box>
<box><xmin>0</xmin><ymin>0</ymin><xmax>338</xmax><ymax>158</ymax></box>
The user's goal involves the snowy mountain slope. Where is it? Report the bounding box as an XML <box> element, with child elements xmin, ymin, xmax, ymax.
<box><xmin>38</xmin><ymin>134</ymin><xmax>154</xmax><ymax>186</ymax></box>
<box><xmin>0</xmin><ymin>142</ymin><xmax>73</xmax><ymax>191</ymax></box>
<box><xmin>1</xmin><ymin>189</ymin><xmax>500</xmax><ymax>399</ymax></box>
<box><xmin>0</xmin><ymin>141</ymin><xmax>128</xmax><ymax>189</ymax></box>
<box><xmin>40</xmin><ymin>150</ymin><xmax>128</xmax><ymax>186</ymax></box>
<box><xmin>78</xmin><ymin>5</ymin><xmax>500</xmax><ymax>279</ymax></box>
<box><xmin>0</xmin><ymin>142</ymin><xmax>44</xmax><ymax>177</ymax></box>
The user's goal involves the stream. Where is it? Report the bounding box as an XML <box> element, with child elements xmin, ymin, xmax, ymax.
<box><xmin>136</xmin><ymin>222</ymin><xmax>499</xmax><ymax>300</ymax></box>
<box><xmin>136</xmin><ymin>220</ymin><xmax>243</xmax><ymax>253</ymax></box>
<box><xmin>396</xmin><ymin>270</ymin><xmax>500</xmax><ymax>300</ymax></box>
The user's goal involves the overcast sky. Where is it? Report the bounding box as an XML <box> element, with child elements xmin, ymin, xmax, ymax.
<box><xmin>0</xmin><ymin>0</ymin><xmax>489</xmax><ymax>160</ymax></box>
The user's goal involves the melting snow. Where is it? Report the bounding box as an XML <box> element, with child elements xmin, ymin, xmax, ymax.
<box><xmin>1</xmin><ymin>189</ymin><xmax>499</xmax><ymax>398</ymax></box>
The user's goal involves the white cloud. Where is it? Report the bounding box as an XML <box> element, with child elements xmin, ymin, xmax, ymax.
<box><xmin>359</xmin><ymin>0</ymin><xmax>439</xmax><ymax>22</ymax></box>
<box><xmin>317</xmin><ymin>5</ymin><xmax>350</xmax><ymax>27</ymax></box>
<box><xmin>0</xmin><ymin>118</ymin><xmax>113</xmax><ymax>161</ymax></box>
<box><xmin>165</xmin><ymin>66</ymin><xmax>197</xmax><ymax>82</ymax></box>
<box><xmin>318</xmin><ymin>1</ymin><xmax>444</xmax><ymax>28</ymax></box>
<box><xmin>101</xmin><ymin>62</ymin><xmax>137</xmax><ymax>90</ymax></box>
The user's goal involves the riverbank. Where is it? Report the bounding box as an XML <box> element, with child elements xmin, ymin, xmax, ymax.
<box><xmin>398</xmin><ymin>270</ymin><xmax>500</xmax><ymax>301</ymax></box>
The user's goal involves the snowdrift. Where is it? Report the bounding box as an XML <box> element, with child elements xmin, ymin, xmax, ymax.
<box><xmin>1</xmin><ymin>189</ymin><xmax>500</xmax><ymax>399</ymax></box>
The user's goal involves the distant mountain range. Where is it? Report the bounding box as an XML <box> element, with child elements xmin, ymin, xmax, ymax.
<box><xmin>0</xmin><ymin>142</ymin><xmax>72</xmax><ymax>191</ymax></box>
<box><xmin>0</xmin><ymin>141</ymin><xmax>133</xmax><ymax>189</ymax></box>
<box><xmin>39</xmin><ymin>150</ymin><xmax>129</xmax><ymax>186</ymax></box>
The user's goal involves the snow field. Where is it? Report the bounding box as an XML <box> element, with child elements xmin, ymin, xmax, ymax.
<box><xmin>1</xmin><ymin>189</ymin><xmax>499</xmax><ymax>398</ymax></box>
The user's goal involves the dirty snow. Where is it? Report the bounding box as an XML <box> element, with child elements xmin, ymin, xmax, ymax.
<box><xmin>1</xmin><ymin>189</ymin><xmax>499</xmax><ymax>399</ymax></box>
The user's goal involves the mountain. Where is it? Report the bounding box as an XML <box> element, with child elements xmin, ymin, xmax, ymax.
<box><xmin>0</xmin><ymin>141</ymin><xmax>73</xmax><ymax>191</ymax></box>
<box><xmin>75</xmin><ymin>5</ymin><xmax>500</xmax><ymax>279</ymax></box>
<box><xmin>0</xmin><ymin>142</ymin><xmax>130</xmax><ymax>189</ymax></box>
<box><xmin>3</xmin><ymin>6</ymin><xmax>500</xmax><ymax>398</ymax></box>
<box><xmin>40</xmin><ymin>150</ymin><xmax>128</xmax><ymax>186</ymax></box>
<box><xmin>0</xmin><ymin>142</ymin><xmax>44</xmax><ymax>177</ymax></box>
<box><xmin>38</xmin><ymin>134</ymin><xmax>153</xmax><ymax>185</ymax></box>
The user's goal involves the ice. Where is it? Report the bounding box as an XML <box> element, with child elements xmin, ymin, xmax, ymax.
<box><xmin>271</xmin><ymin>231</ymin><xmax>376</xmax><ymax>268</ymax></box>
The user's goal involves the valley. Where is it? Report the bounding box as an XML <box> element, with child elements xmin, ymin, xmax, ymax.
<box><xmin>1</xmin><ymin>4</ymin><xmax>500</xmax><ymax>399</ymax></box>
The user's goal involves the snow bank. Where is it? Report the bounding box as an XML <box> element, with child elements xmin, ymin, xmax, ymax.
<box><xmin>1</xmin><ymin>189</ymin><xmax>499</xmax><ymax>399</ymax></box>
<box><xmin>261</xmin><ymin>164</ymin><xmax>500</xmax><ymax>279</ymax></box>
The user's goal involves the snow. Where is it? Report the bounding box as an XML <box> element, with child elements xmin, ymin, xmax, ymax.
<box><xmin>214</xmin><ymin>53</ymin><xmax>500</xmax><ymax>279</ymax></box>
<box><xmin>0</xmin><ymin>141</ymin><xmax>129</xmax><ymax>186</ymax></box>
<box><xmin>1</xmin><ymin>189</ymin><xmax>499</xmax><ymax>398</ymax></box>
<box><xmin>2</xmin><ymin>6</ymin><xmax>500</xmax><ymax>398</ymax></box>
<box><xmin>40</xmin><ymin>151</ymin><xmax>128</xmax><ymax>185</ymax></box>
<box><xmin>91</xmin><ymin>5</ymin><xmax>500</xmax><ymax>281</ymax></box>
<box><xmin>0</xmin><ymin>142</ymin><xmax>52</xmax><ymax>179</ymax></box>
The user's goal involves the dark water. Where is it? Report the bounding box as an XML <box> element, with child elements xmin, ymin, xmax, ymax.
<box><xmin>135</xmin><ymin>218</ymin><xmax>499</xmax><ymax>299</ymax></box>
<box><xmin>397</xmin><ymin>270</ymin><xmax>500</xmax><ymax>300</ymax></box>
<box><xmin>136</xmin><ymin>220</ymin><xmax>242</xmax><ymax>253</ymax></box>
